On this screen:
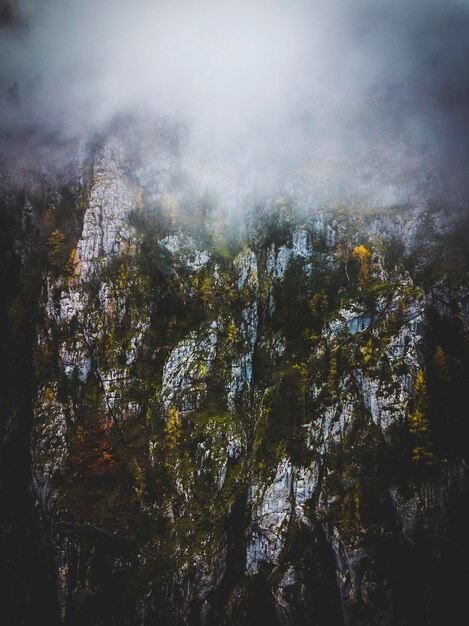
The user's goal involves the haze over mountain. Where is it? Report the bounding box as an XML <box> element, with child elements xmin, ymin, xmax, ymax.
<box><xmin>2</xmin><ymin>0</ymin><xmax>469</xmax><ymax>200</ymax></box>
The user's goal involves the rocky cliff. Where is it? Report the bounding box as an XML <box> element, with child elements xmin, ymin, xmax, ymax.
<box><xmin>1</xmin><ymin>119</ymin><xmax>469</xmax><ymax>625</ymax></box>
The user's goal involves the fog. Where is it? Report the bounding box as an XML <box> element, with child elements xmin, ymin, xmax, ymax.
<box><xmin>2</xmin><ymin>0</ymin><xmax>469</xmax><ymax>203</ymax></box>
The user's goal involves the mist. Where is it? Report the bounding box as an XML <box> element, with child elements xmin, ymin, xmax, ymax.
<box><xmin>2</xmin><ymin>0</ymin><xmax>469</xmax><ymax>204</ymax></box>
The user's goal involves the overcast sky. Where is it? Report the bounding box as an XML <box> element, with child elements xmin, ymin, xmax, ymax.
<box><xmin>2</xmin><ymin>0</ymin><xmax>469</xmax><ymax>200</ymax></box>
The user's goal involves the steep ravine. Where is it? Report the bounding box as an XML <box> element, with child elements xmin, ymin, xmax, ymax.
<box><xmin>2</xmin><ymin>125</ymin><xmax>469</xmax><ymax>625</ymax></box>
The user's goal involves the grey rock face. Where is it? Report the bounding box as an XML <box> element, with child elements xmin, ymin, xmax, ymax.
<box><xmin>162</xmin><ymin>322</ymin><xmax>218</xmax><ymax>416</ymax></box>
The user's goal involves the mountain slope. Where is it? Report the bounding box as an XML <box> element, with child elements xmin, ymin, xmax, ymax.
<box><xmin>2</xmin><ymin>122</ymin><xmax>469</xmax><ymax>625</ymax></box>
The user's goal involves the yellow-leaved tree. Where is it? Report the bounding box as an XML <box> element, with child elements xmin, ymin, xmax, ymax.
<box><xmin>165</xmin><ymin>405</ymin><xmax>182</xmax><ymax>452</ymax></box>
<box><xmin>67</xmin><ymin>248</ymin><xmax>81</xmax><ymax>278</ymax></box>
<box><xmin>47</xmin><ymin>229</ymin><xmax>66</xmax><ymax>271</ymax></box>
<box><xmin>226</xmin><ymin>320</ymin><xmax>237</xmax><ymax>343</ymax></box>
<box><xmin>408</xmin><ymin>370</ymin><xmax>434</xmax><ymax>464</ymax></box>
<box><xmin>352</xmin><ymin>244</ymin><xmax>372</xmax><ymax>279</ymax></box>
